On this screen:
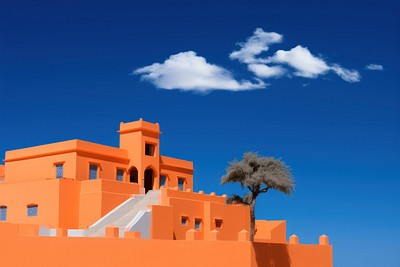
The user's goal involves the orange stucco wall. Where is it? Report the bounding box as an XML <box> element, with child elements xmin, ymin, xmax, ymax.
<box><xmin>0</xmin><ymin>223</ymin><xmax>332</xmax><ymax>267</ymax></box>
<box><xmin>0</xmin><ymin>234</ymin><xmax>251</xmax><ymax>267</ymax></box>
<box><xmin>252</xmin><ymin>242</ymin><xmax>333</xmax><ymax>267</ymax></box>
<box><xmin>160</xmin><ymin>156</ymin><xmax>194</xmax><ymax>190</ymax></box>
<box><xmin>77</xmin><ymin>179</ymin><xmax>141</xmax><ymax>228</ymax></box>
<box><xmin>152</xmin><ymin>188</ymin><xmax>250</xmax><ymax>241</ymax></box>
<box><xmin>5</xmin><ymin>149</ymin><xmax>77</xmax><ymax>182</ymax></box>
<box><xmin>255</xmin><ymin>220</ymin><xmax>287</xmax><ymax>243</ymax></box>
<box><xmin>0</xmin><ymin>164</ymin><xmax>5</xmax><ymax>181</ymax></box>
<box><xmin>4</xmin><ymin>140</ymin><xmax>130</xmax><ymax>183</ymax></box>
<box><xmin>0</xmin><ymin>178</ymin><xmax>141</xmax><ymax>229</ymax></box>
<box><xmin>0</xmin><ymin>179</ymin><xmax>64</xmax><ymax>227</ymax></box>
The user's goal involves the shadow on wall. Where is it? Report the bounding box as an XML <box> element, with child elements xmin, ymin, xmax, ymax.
<box><xmin>253</xmin><ymin>243</ymin><xmax>291</xmax><ymax>267</ymax></box>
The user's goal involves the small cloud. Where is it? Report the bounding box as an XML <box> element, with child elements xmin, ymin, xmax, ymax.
<box><xmin>230</xmin><ymin>30</ymin><xmax>361</xmax><ymax>83</ymax></box>
<box><xmin>247</xmin><ymin>63</ymin><xmax>286</xmax><ymax>78</ymax></box>
<box><xmin>267</xmin><ymin>45</ymin><xmax>330</xmax><ymax>78</ymax></box>
<box><xmin>330</xmin><ymin>64</ymin><xmax>361</xmax><ymax>83</ymax></box>
<box><xmin>302</xmin><ymin>83</ymin><xmax>310</xmax><ymax>87</ymax></box>
<box><xmin>229</xmin><ymin>28</ymin><xmax>283</xmax><ymax>64</ymax></box>
<box><xmin>134</xmin><ymin>51</ymin><xmax>265</xmax><ymax>92</ymax></box>
<box><xmin>366</xmin><ymin>64</ymin><xmax>384</xmax><ymax>71</ymax></box>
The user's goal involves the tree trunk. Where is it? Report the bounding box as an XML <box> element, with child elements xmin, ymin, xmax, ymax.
<box><xmin>249</xmin><ymin>197</ymin><xmax>256</xmax><ymax>242</ymax></box>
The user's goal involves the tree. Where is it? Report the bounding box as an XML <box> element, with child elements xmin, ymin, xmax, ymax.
<box><xmin>221</xmin><ymin>152</ymin><xmax>294</xmax><ymax>241</ymax></box>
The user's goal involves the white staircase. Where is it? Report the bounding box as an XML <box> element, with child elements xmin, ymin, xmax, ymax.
<box><xmin>65</xmin><ymin>190</ymin><xmax>161</xmax><ymax>238</ymax></box>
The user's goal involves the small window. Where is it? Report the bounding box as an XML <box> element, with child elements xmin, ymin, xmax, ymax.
<box><xmin>181</xmin><ymin>216</ymin><xmax>189</xmax><ymax>226</ymax></box>
<box><xmin>0</xmin><ymin>206</ymin><xmax>7</xmax><ymax>221</ymax></box>
<box><xmin>178</xmin><ymin>178</ymin><xmax>185</xmax><ymax>191</ymax></box>
<box><xmin>215</xmin><ymin>219</ymin><xmax>223</xmax><ymax>229</ymax></box>
<box><xmin>145</xmin><ymin>143</ymin><xmax>155</xmax><ymax>156</ymax></box>
<box><xmin>116</xmin><ymin>169</ymin><xmax>124</xmax><ymax>182</ymax></box>
<box><xmin>55</xmin><ymin>164</ymin><xmax>64</xmax><ymax>178</ymax></box>
<box><xmin>89</xmin><ymin>164</ymin><xmax>98</xmax><ymax>180</ymax></box>
<box><xmin>27</xmin><ymin>205</ymin><xmax>38</xmax><ymax>217</ymax></box>
<box><xmin>159</xmin><ymin>175</ymin><xmax>167</xmax><ymax>187</ymax></box>
<box><xmin>195</xmin><ymin>219</ymin><xmax>202</xmax><ymax>230</ymax></box>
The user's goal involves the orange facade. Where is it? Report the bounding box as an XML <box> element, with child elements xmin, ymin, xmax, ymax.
<box><xmin>0</xmin><ymin>119</ymin><xmax>332</xmax><ymax>266</ymax></box>
<box><xmin>1</xmin><ymin>119</ymin><xmax>193</xmax><ymax>228</ymax></box>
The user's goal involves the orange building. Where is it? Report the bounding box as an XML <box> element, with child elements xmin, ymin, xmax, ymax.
<box><xmin>0</xmin><ymin>119</ymin><xmax>332</xmax><ymax>266</ymax></box>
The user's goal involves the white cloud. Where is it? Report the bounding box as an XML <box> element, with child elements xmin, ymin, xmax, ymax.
<box><xmin>262</xmin><ymin>45</ymin><xmax>361</xmax><ymax>82</ymax></box>
<box><xmin>229</xmin><ymin>28</ymin><xmax>283</xmax><ymax>64</ymax></box>
<box><xmin>135</xmin><ymin>28</ymin><xmax>361</xmax><ymax>92</ymax></box>
<box><xmin>366</xmin><ymin>64</ymin><xmax>384</xmax><ymax>71</ymax></box>
<box><xmin>247</xmin><ymin>63</ymin><xmax>286</xmax><ymax>78</ymax></box>
<box><xmin>330</xmin><ymin>64</ymin><xmax>361</xmax><ymax>83</ymax></box>
<box><xmin>267</xmin><ymin>45</ymin><xmax>330</xmax><ymax>78</ymax></box>
<box><xmin>134</xmin><ymin>51</ymin><xmax>265</xmax><ymax>92</ymax></box>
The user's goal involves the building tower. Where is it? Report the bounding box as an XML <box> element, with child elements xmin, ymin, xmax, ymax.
<box><xmin>119</xmin><ymin>118</ymin><xmax>161</xmax><ymax>193</ymax></box>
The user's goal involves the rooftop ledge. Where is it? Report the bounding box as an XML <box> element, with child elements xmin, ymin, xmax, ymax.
<box><xmin>160</xmin><ymin>155</ymin><xmax>193</xmax><ymax>170</ymax></box>
<box><xmin>5</xmin><ymin>140</ymin><xmax>128</xmax><ymax>162</ymax></box>
<box><xmin>118</xmin><ymin>118</ymin><xmax>161</xmax><ymax>135</ymax></box>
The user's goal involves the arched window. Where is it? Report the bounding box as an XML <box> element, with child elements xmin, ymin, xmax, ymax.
<box><xmin>129</xmin><ymin>167</ymin><xmax>138</xmax><ymax>183</ymax></box>
<box><xmin>0</xmin><ymin>206</ymin><xmax>7</xmax><ymax>221</ymax></box>
<box><xmin>27</xmin><ymin>204</ymin><xmax>38</xmax><ymax>217</ymax></box>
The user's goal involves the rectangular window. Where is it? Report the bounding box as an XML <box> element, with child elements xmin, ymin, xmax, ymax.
<box><xmin>145</xmin><ymin>143</ymin><xmax>155</xmax><ymax>156</ymax></box>
<box><xmin>89</xmin><ymin>164</ymin><xmax>98</xmax><ymax>180</ymax></box>
<box><xmin>195</xmin><ymin>219</ymin><xmax>202</xmax><ymax>230</ymax></box>
<box><xmin>116</xmin><ymin>169</ymin><xmax>124</xmax><ymax>182</ymax></box>
<box><xmin>27</xmin><ymin>205</ymin><xmax>38</xmax><ymax>217</ymax></box>
<box><xmin>55</xmin><ymin>164</ymin><xmax>64</xmax><ymax>178</ymax></box>
<box><xmin>181</xmin><ymin>216</ymin><xmax>189</xmax><ymax>226</ymax></box>
<box><xmin>215</xmin><ymin>219</ymin><xmax>223</xmax><ymax>229</ymax></box>
<box><xmin>159</xmin><ymin>175</ymin><xmax>167</xmax><ymax>187</ymax></box>
<box><xmin>178</xmin><ymin>178</ymin><xmax>185</xmax><ymax>191</ymax></box>
<box><xmin>0</xmin><ymin>206</ymin><xmax>7</xmax><ymax>221</ymax></box>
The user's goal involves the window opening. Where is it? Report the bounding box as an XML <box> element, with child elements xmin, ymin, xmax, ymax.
<box><xmin>55</xmin><ymin>164</ymin><xmax>64</xmax><ymax>178</ymax></box>
<box><xmin>178</xmin><ymin>178</ymin><xmax>185</xmax><ymax>191</ymax></box>
<box><xmin>181</xmin><ymin>216</ymin><xmax>189</xmax><ymax>226</ymax></box>
<box><xmin>215</xmin><ymin>219</ymin><xmax>223</xmax><ymax>229</ymax></box>
<box><xmin>27</xmin><ymin>205</ymin><xmax>38</xmax><ymax>217</ymax></box>
<box><xmin>144</xmin><ymin>169</ymin><xmax>153</xmax><ymax>193</ymax></box>
<box><xmin>145</xmin><ymin>143</ymin><xmax>155</xmax><ymax>156</ymax></box>
<box><xmin>0</xmin><ymin>206</ymin><xmax>7</xmax><ymax>221</ymax></box>
<box><xmin>130</xmin><ymin>168</ymin><xmax>138</xmax><ymax>183</ymax></box>
<box><xmin>160</xmin><ymin>175</ymin><xmax>167</xmax><ymax>187</ymax></box>
<box><xmin>89</xmin><ymin>164</ymin><xmax>98</xmax><ymax>180</ymax></box>
<box><xmin>116</xmin><ymin>169</ymin><xmax>124</xmax><ymax>182</ymax></box>
<box><xmin>195</xmin><ymin>219</ymin><xmax>202</xmax><ymax>230</ymax></box>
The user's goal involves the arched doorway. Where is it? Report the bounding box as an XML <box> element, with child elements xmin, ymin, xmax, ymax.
<box><xmin>144</xmin><ymin>169</ymin><xmax>153</xmax><ymax>193</ymax></box>
<box><xmin>129</xmin><ymin>167</ymin><xmax>138</xmax><ymax>183</ymax></box>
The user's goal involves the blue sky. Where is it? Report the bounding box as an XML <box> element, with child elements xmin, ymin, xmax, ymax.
<box><xmin>0</xmin><ymin>0</ymin><xmax>399</xmax><ymax>266</ymax></box>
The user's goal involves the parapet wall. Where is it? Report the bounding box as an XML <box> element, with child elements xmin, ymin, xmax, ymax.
<box><xmin>0</xmin><ymin>223</ymin><xmax>332</xmax><ymax>267</ymax></box>
<box><xmin>153</xmin><ymin>188</ymin><xmax>250</xmax><ymax>240</ymax></box>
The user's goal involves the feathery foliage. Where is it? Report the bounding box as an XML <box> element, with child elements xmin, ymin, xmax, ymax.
<box><xmin>221</xmin><ymin>152</ymin><xmax>294</xmax><ymax>241</ymax></box>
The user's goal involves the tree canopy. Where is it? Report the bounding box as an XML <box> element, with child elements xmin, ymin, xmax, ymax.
<box><xmin>221</xmin><ymin>152</ymin><xmax>295</xmax><ymax>241</ymax></box>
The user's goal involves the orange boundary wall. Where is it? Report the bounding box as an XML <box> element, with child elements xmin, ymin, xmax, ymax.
<box><xmin>0</xmin><ymin>223</ymin><xmax>332</xmax><ymax>267</ymax></box>
<box><xmin>0</xmin><ymin>234</ymin><xmax>332</xmax><ymax>267</ymax></box>
<box><xmin>0</xmin><ymin>236</ymin><xmax>252</xmax><ymax>267</ymax></box>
